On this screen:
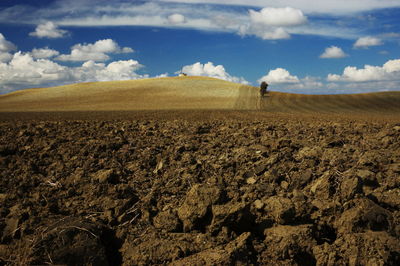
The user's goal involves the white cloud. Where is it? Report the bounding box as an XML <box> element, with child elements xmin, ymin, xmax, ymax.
<box><xmin>30</xmin><ymin>47</ymin><xmax>60</xmax><ymax>59</ymax></box>
<box><xmin>0</xmin><ymin>52</ymin><xmax>13</xmax><ymax>63</ymax></box>
<box><xmin>179</xmin><ymin>62</ymin><xmax>249</xmax><ymax>84</ymax></box>
<box><xmin>29</xmin><ymin>21</ymin><xmax>68</xmax><ymax>38</ymax></box>
<box><xmin>56</xmin><ymin>39</ymin><xmax>134</xmax><ymax>62</ymax></box>
<box><xmin>0</xmin><ymin>52</ymin><xmax>70</xmax><ymax>86</ymax></box>
<box><xmin>249</xmin><ymin>7</ymin><xmax>307</xmax><ymax>26</ymax></box>
<box><xmin>259</xmin><ymin>28</ymin><xmax>291</xmax><ymax>40</ymax></box>
<box><xmin>353</xmin><ymin>36</ymin><xmax>383</xmax><ymax>48</ymax></box>
<box><xmin>75</xmin><ymin>60</ymin><xmax>146</xmax><ymax>82</ymax></box>
<box><xmin>0</xmin><ymin>34</ymin><xmax>16</xmax><ymax>63</ymax></box>
<box><xmin>0</xmin><ymin>52</ymin><xmax>147</xmax><ymax>93</ymax></box>
<box><xmin>168</xmin><ymin>13</ymin><xmax>186</xmax><ymax>24</ymax></box>
<box><xmin>258</xmin><ymin>68</ymin><xmax>299</xmax><ymax>84</ymax></box>
<box><xmin>320</xmin><ymin>46</ymin><xmax>347</xmax><ymax>59</ymax></box>
<box><xmin>383</xmin><ymin>59</ymin><xmax>400</xmax><ymax>73</ymax></box>
<box><xmin>239</xmin><ymin>7</ymin><xmax>306</xmax><ymax>40</ymax></box>
<box><xmin>0</xmin><ymin>1</ymin><xmax>361</xmax><ymax>40</ymax></box>
<box><xmin>327</xmin><ymin>59</ymin><xmax>400</xmax><ymax>82</ymax></box>
<box><xmin>0</xmin><ymin>33</ymin><xmax>17</xmax><ymax>53</ymax></box>
<box><xmin>158</xmin><ymin>0</ymin><xmax>400</xmax><ymax>15</ymax></box>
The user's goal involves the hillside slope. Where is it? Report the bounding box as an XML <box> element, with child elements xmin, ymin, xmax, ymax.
<box><xmin>0</xmin><ymin>76</ymin><xmax>399</xmax><ymax>114</ymax></box>
<box><xmin>0</xmin><ymin>77</ymin><xmax>251</xmax><ymax>112</ymax></box>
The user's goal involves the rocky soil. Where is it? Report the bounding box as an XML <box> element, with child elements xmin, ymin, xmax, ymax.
<box><xmin>0</xmin><ymin>111</ymin><xmax>399</xmax><ymax>265</ymax></box>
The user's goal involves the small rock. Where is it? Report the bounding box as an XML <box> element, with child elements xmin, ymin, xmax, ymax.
<box><xmin>153</xmin><ymin>160</ymin><xmax>164</xmax><ymax>174</ymax></box>
<box><xmin>177</xmin><ymin>184</ymin><xmax>222</xmax><ymax>231</ymax></box>
<box><xmin>246</xmin><ymin>177</ymin><xmax>257</xmax><ymax>185</ymax></box>
<box><xmin>393</xmin><ymin>126</ymin><xmax>400</xmax><ymax>131</ymax></box>
<box><xmin>280</xmin><ymin>181</ymin><xmax>289</xmax><ymax>190</ymax></box>
<box><xmin>371</xmin><ymin>188</ymin><xmax>400</xmax><ymax>209</ymax></box>
<box><xmin>266</xmin><ymin>154</ymin><xmax>279</xmax><ymax>165</ymax></box>
<box><xmin>356</xmin><ymin>169</ymin><xmax>377</xmax><ymax>186</ymax></box>
<box><xmin>313</xmin><ymin>232</ymin><xmax>400</xmax><ymax>266</ymax></box>
<box><xmin>388</xmin><ymin>163</ymin><xmax>400</xmax><ymax>173</ymax></box>
<box><xmin>153</xmin><ymin>209</ymin><xmax>181</xmax><ymax>232</ymax></box>
<box><xmin>1</xmin><ymin>217</ymin><xmax>20</xmax><ymax>242</ymax></box>
<box><xmin>170</xmin><ymin>232</ymin><xmax>251</xmax><ymax>266</ymax></box>
<box><xmin>254</xmin><ymin>200</ymin><xmax>264</xmax><ymax>210</ymax></box>
<box><xmin>254</xmin><ymin>165</ymin><xmax>266</xmax><ymax>176</ymax></box>
<box><xmin>264</xmin><ymin>225</ymin><xmax>316</xmax><ymax>261</ymax></box>
<box><xmin>334</xmin><ymin>198</ymin><xmax>393</xmax><ymax>235</ymax></box>
<box><xmin>264</xmin><ymin>196</ymin><xmax>295</xmax><ymax>224</ymax></box>
<box><xmin>295</xmin><ymin>146</ymin><xmax>322</xmax><ymax>160</ymax></box>
<box><xmin>357</xmin><ymin>151</ymin><xmax>382</xmax><ymax>167</ymax></box>
<box><xmin>243</xmin><ymin>171</ymin><xmax>254</xmax><ymax>179</ymax></box>
<box><xmin>210</xmin><ymin>201</ymin><xmax>251</xmax><ymax>233</ymax></box>
<box><xmin>310</xmin><ymin>172</ymin><xmax>334</xmax><ymax>199</ymax></box>
<box><xmin>340</xmin><ymin>176</ymin><xmax>363</xmax><ymax>202</ymax></box>
<box><xmin>92</xmin><ymin>169</ymin><xmax>117</xmax><ymax>184</ymax></box>
<box><xmin>0</xmin><ymin>193</ymin><xmax>7</xmax><ymax>204</ymax></box>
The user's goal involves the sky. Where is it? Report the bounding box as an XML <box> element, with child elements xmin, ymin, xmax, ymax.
<box><xmin>0</xmin><ymin>0</ymin><xmax>400</xmax><ymax>94</ymax></box>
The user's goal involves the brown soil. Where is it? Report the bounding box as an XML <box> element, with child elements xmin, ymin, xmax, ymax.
<box><xmin>0</xmin><ymin>110</ymin><xmax>399</xmax><ymax>265</ymax></box>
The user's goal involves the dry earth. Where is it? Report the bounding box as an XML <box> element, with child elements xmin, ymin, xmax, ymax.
<box><xmin>0</xmin><ymin>78</ymin><xmax>400</xmax><ymax>265</ymax></box>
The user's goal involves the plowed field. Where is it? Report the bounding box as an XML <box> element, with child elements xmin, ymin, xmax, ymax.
<box><xmin>0</xmin><ymin>78</ymin><xmax>399</xmax><ymax>265</ymax></box>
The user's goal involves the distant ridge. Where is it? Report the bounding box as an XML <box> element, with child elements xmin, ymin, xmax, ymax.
<box><xmin>0</xmin><ymin>76</ymin><xmax>399</xmax><ymax>114</ymax></box>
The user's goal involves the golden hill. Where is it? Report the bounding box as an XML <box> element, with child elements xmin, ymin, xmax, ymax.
<box><xmin>0</xmin><ymin>76</ymin><xmax>399</xmax><ymax>114</ymax></box>
<box><xmin>0</xmin><ymin>77</ymin><xmax>250</xmax><ymax>111</ymax></box>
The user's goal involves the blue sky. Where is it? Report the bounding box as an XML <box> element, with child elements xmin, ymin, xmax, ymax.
<box><xmin>0</xmin><ymin>0</ymin><xmax>400</xmax><ymax>94</ymax></box>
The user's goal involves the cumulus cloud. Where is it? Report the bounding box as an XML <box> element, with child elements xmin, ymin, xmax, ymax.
<box><xmin>30</xmin><ymin>47</ymin><xmax>60</xmax><ymax>59</ymax></box>
<box><xmin>327</xmin><ymin>59</ymin><xmax>400</xmax><ymax>82</ymax></box>
<box><xmin>0</xmin><ymin>52</ymin><xmax>147</xmax><ymax>93</ymax></box>
<box><xmin>179</xmin><ymin>62</ymin><xmax>249</xmax><ymax>84</ymax></box>
<box><xmin>0</xmin><ymin>33</ymin><xmax>17</xmax><ymax>52</ymax></box>
<box><xmin>56</xmin><ymin>39</ymin><xmax>134</xmax><ymax>62</ymax></box>
<box><xmin>76</xmin><ymin>60</ymin><xmax>145</xmax><ymax>82</ymax></box>
<box><xmin>320</xmin><ymin>46</ymin><xmax>347</xmax><ymax>59</ymax></box>
<box><xmin>0</xmin><ymin>52</ymin><xmax>70</xmax><ymax>86</ymax></box>
<box><xmin>29</xmin><ymin>22</ymin><xmax>68</xmax><ymax>38</ymax></box>
<box><xmin>0</xmin><ymin>52</ymin><xmax>13</xmax><ymax>63</ymax></box>
<box><xmin>239</xmin><ymin>7</ymin><xmax>306</xmax><ymax>40</ymax></box>
<box><xmin>259</xmin><ymin>28</ymin><xmax>291</xmax><ymax>40</ymax></box>
<box><xmin>258</xmin><ymin>68</ymin><xmax>299</xmax><ymax>84</ymax></box>
<box><xmin>168</xmin><ymin>13</ymin><xmax>186</xmax><ymax>24</ymax></box>
<box><xmin>0</xmin><ymin>33</ymin><xmax>16</xmax><ymax>63</ymax></box>
<box><xmin>353</xmin><ymin>36</ymin><xmax>383</xmax><ymax>48</ymax></box>
<box><xmin>249</xmin><ymin>7</ymin><xmax>307</xmax><ymax>26</ymax></box>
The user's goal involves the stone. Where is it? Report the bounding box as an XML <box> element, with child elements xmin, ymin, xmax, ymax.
<box><xmin>310</xmin><ymin>171</ymin><xmax>334</xmax><ymax>200</ymax></box>
<box><xmin>356</xmin><ymin>169</ymin><xmax>377</xmax><ymax>186</ymax></box>
<box><xmin>177</xmin><ymin>184</ymin><xmax>222</xmax><ymax>231</ymax></box>
<box><xmin>210</xmin><ymin>201</ymin><xmax>251</xmax><ymax>233</ymax></box>
<box><xmin>264</xmin><ymin>225</ymin><xmax>316</xmax><ymax>261</ymax></box>
<box><xmin>92</xmin><ymin>169</ymin><xmax>117</xmax><ymax>184</ymax></box>
<box><xmin>170</xmin><ymin>232</ymin><xmax>251</xmax><ymax>266</ymax></box>
<box><xmin>246</xmin><ymin>177</ymin><xmax>257</xmax><ymax>185</ymax></box>
<box><xmin>254</xmin><ymin>200</ymin><xmax>264</xmax><ymax>210</ymax></box>
<box><xmin>254</xmin><ymin>165</ymin><xmax>266</xmax><ymax>176</ymax></box>
<box><xmin>371</xmin><ymin>188</ymin><xmax>400</xmax><ymax>209</ymax></box>
<box><xmin>334</xmin><ymin>198</ymin><xmax>393</xmax><ymax>235</ymax></box>
<box><xmin>1</xmin><ymin>217</ymin><xmax>20</xmax><ymax>242</ymax></box>
<box><xmin>294</xmin><ymin>146</ymin><xmax>322</xmax><ymax>160</ymax></box>
<box><xmin>339</xmin><ymin>176</ymin><xmax>363</xmax><ymax>202</ymax></box>
<box><xmin>264</xmin><ymin>196</ymin><xmax>295</xmax><ymax>224</ymax></box>
<box><xmin>153</xmin><ymin>209</ymin><xmax>181</xmax><ymax>232</ymax></box>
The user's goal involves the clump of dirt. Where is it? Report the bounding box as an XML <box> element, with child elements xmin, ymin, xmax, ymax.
<box><xmin>0</xmin><ymin>112</ymin><xmax>399</xmax><ymax>265</ymax></box>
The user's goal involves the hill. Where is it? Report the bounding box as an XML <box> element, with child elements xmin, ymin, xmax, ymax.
<box><xmin>0</xmin><ymin>76</ymin><xmax>399</xmax><ymax>114</ymax></box>
<box><xmin>0</xmin><ymin>77</ymin><xmax>248</xmax><ymax>112</ymax></box>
